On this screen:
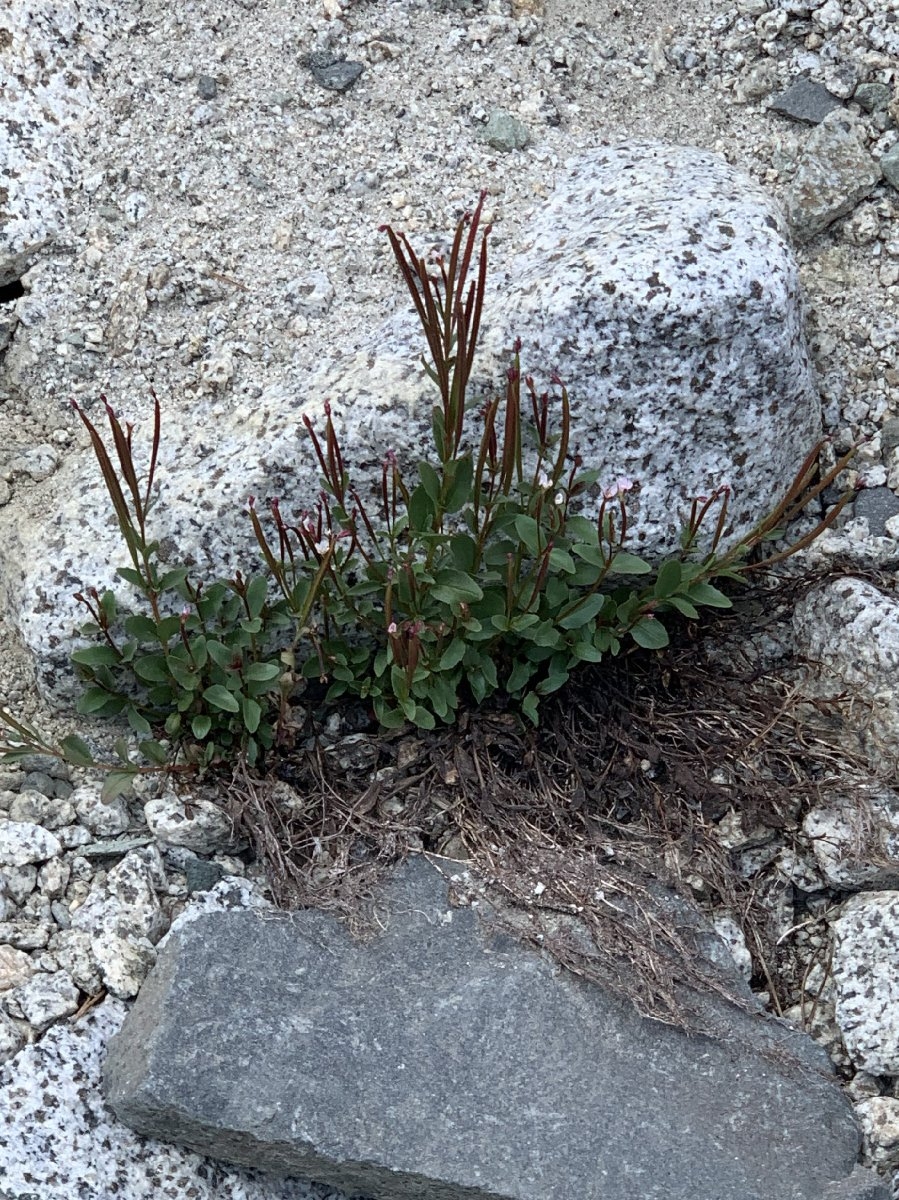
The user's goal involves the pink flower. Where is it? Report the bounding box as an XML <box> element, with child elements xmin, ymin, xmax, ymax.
<box><xmin>602</xmin><ymin>476</ymin><xmax>634</xmax><ymax>500</ymax></box>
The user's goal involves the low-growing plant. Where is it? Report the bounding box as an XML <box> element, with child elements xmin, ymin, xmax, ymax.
<box><xmin>0</xmin><ymin>193</ymin><xmax>853</xmax><ymax>784</ymax></box>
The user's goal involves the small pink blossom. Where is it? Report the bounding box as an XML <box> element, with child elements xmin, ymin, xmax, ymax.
<box><xmin>387</xmin><ymin>622</ymin><xmax>398</xmax><ymax>634</ymax></box>
<box><xmin>602</xmin><ymin>476</ymin><xmax>634</xmax><ymax>501</ymax></box>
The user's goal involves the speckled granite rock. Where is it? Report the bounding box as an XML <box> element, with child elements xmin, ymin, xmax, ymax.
<box><xmin>104</xmin><ymin>857</ymin><xmax>875</xmax><ymax>1200</ymax></box>
<box><xmin>482</xmin><ymin>143</ymin><xmax>821</xmax><ymax>558</ymax></box>
<box><xmin>833</xmin><ymin>892</ymin><xmax>899</xmax><ymax>1077</ymax></box>
<box><xmin>1</xmin><ymin>0</ymin><xmax>112</xmax><ymax>286</ymax></box>
<box><xmin>792</xmin><ymin>579</ymin><xmax>899</xmax><ymax>773</ymax></box>
<box><xmin>144</xmin><ymin>791</ymin><xmax>235</xmax><ymax>855</ymax></box>
<box><xmin>0</xmin><ymin>998</ymin><xmax>352</xmax><ymax>1200</ymax></box>
<box><xmin>855</xmin><ymin>1097</ymin><xmax>899</xmax><ymax>1176</ymax></box>
<box><xmin>802</xmin><ymin>783</ymin><xmax>899</xmax><ymax>890</ymax></box>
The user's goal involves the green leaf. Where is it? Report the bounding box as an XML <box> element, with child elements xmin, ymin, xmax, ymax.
<box><xmin>480</xmin><ymin>657</ymin><xmax>498</xmax><ymax>690</ymax></box>
<box><xmin>59</xmin><ymin>734</ymin><xmax>96</xmax><ymax>768</ymax></box>
<box><xmin>167</xmin><ymin>659</ymin><xmax>199</xmax><ymax>691</ymax></box>
<box><xmin>76</xmin><ymin>687</ymin><xmax>125</xmax><ymax>717</ymax></box>
<box><xmin>147</xmin><ymin>684</ymin><xmax>176</xmax><ymax>707</ymax></box>
<box><xmin>564</xmin><ymin>515</ymin><xmax>599</xmax><ymax>544</ymax></box>
<box><xmin>244</xmin><ymin>661</ymin><xmax>281</xmax><ymax>684</ymax></box>
<box><xmin>390</xmin><ymin>664</ymin><xmax>410</xmax><ymax>703</ymax></box>
<box><xmin>431</xmin><ymin>405</ymin><xmax>446</xmax><ymax>460</ymax></box>
<box><xmin>450</xmin><ymin>533</ymin><xmax>477</xmax><ymax>573</ymax></box>
<box><xmin>246</xmin><ymin>575</ymin><xmax>269</xmax><ymax>619</ymax></box>
<box><xmin>126</xmin><ymin>707</ymin><xmax>152</xmax><ymax>737</ymax></box>
<box><xmin>123</xmin><ymin>614</ymin><xmax>159</xmax><ymax>641</ymax></box>
<box><xmin>572</xmin><ymin>641</ymin><xmax>604</xmax><ymax>663</ymax></box>
<box><xmin>101</xmin><ymin>770</ymin><xmax>137</xmax><ymax>804</ymax></box>
<box><xmin>242</xmin><ymin>696</ymin><xmax>262</xmax><ymax>734</ymax></box>
<box><xmin>408</xmin><ymin>484</ymin><xmax>436</xmax><ymax>532</ymax></box>
<box><xmin>630</xmin><ymin>616</ymin><xmax>670</xmax><ymax>649</ymax></box>
<box><xmin>468</xmin><ymin>669</ymin><xmax>489</xmax><ymax>705</ymax></box>
<box><xmin>513</xmin><ymin>514</ymin><xmax>541</xmax><ymax>556</ymax></box>
<box><xmin>207</xmin><ymin>640</ymin><xmax>236</xmax><ymax>669</ymax></box>
<box><xmin>117</xmin><ymin>567</ymin><xmax>146</xmax><ymax>589</ymax></box>
<box><xmin>523</xmin><ymin>621</ymin><xmax>563</xmax><ymax>648</ymax></box>
<box><xmin>521</xmin><ymin>691</ymin><xmax>540</xmax><ymax>726</ymax></box>
<box><xmin>431</xmin><ymin>569</ymin><xmax>483</xmax><ymax>606</ymax></box>
<box><xmin>155</xmin><ymin>615</ymin><xmax>182</xmax><ymax>641</ymax></box>
<box><xmin>71</xmin><ymin>645</ymin><xmax>121</xmax><ymax>669</ymax></box>
<box><xmin>411</xmin><ymin>705</ymin><xmax>436</xmax><ymax>730</ymax></box>
<box><xmin>536</xmin><ymin>670</ymin><xmax>569</xmax><ymax>696</ymax></box>
<box><xmin>511</xmin><ymin>612</ymin><xmax>540</xmax><ymax>632</ymax></box>
<box><xmin>191</xmin><ymin>714</ymin><xmax>212</xmax><ymax>739</ymax></box>
<box><xmin>438</xmin><ymin>639</ymin><xmax>467</xmax><ymax>671</ymax></box>
<box><xmin>119</xmin><ymin>639</ymin><xmax>138</xmax><ymax>663</ymax></box>
<box><xmin>548</xmin><ymin>548</ymin><xmax>576</xmax><ymax>574</ymax></box>
<box><xmin>558</xmin><ymin>594</ymin><xmax>607</xmax><ymax>630</ymax></box>
<box><xmin>688</xmin><ymin>581</ymin><xmax>732</xmax><ymax>609</ymax></box>
<box><xmin>593</xmin><ymin>628</ymin><xmax>620</xmax><ymax>655</ymax></box>
<box><xmin>573</xmin><ymin>467</ymin><xmax>601</xmax><ymax>489</ymax></box>
<box><xmin>506</xmin><ymin>659</ymin><xmax>534</xmax><ymax>694</ymax></box>
<box><xmin>418</xmin><ymin>460</ymin><xmax>441</xmax><ymax>504</ymax></box>
<box><xmin>133</xmin><ymin>654</ymin><xmax>170</xmax><ymax>683</ymax></box>
<box><xmin>609</xmin><ymin>552</ymin><xmax>652</xmax><ymax>575</ymax></box>
<box><xmin>203</xmin><ymin>684</ymin><xmax>240</xmax><ymax>713</ymax></box>
<box><xmin>545</xmin><ymin>576</ymin><xmax>570</xmax><ymax>609</ymax></box>
<box><xmin>240</xmin><ymin>617</ymin><xmax>263</xmax><ymax>635</ymax></box>
<box><xmin>667</xmin><ymin>595</ymin><xmax>699</xmax><ymax>619</ymax></box>
<box><xmin>189</xmin><ymin>635</ymin><xmax>208</xmax><ymax>670</ymax></box>
<box><xmin>653</xmin><ymin>560</ymin><xmax>682</xmax><ymax>598</ymax></box>
<box><xmin>571</xmin><ymin>543</ymin><xmax>608</xmax><ymax>568</ymax></box>
<box><xmin>139</xmin><ymin>739</ymin><xmax>170</xmax><ymax>765</ymax></box>
<box><xmin>374</xmin><ymin>700</ymin><xmax>406</xmax><ymax>730</ymax></box>
<box><xmin>164</xmin><ymin>712</ymin><xmax>182</xmax><ymax>736</ymax></box>
<box><xmin>445</xmin><ymin>455</ymin><xmax>473</xmax><ymax>513</ymax></box>
<box><xmin>157</xmin><ymin>567</ymin><xmax>190</xmax><ymax>592</ymax></box>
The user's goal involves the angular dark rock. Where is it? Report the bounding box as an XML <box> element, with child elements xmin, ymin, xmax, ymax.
<box><xmin>854</xmin><ymin>485</ymin><xmax>899</xmax><ymax>536</ymax></box>
<box><xmin>784</xmin><ymin>111</ymin><xmax>882</xmax><ymax>242</ymax></box>
<box><xmin>196</xmin><ymin>74</ymin><xmax>218</xmax><ymax>100</ymax></box>
<box><xmin>305</xmin><ymin>52</ymin><xmax>364</xmax><ymax>93</ymax></box>
<box><xmin>103</xmin><ymin>858</ymin><xmax>882</xmax><ymax>1200</ymax></box>
<box><xmin>768</xmin><ymin>77</ymin><xmax>843</xmax><ymax>124</ymax></box>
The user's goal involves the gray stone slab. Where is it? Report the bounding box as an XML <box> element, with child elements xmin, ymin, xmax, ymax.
<box><xmin>769</xmin><ymin>77</ymin><xmax>844</xmax><ymax>125</ymax></box>
<box><xmin>854</xmin><ymin>485</ymin><xmax>899</xmax><ymax>536</ymax></box>
<box><xmin>104</xmin><ymin>857</ymin><xmax>871</xmax><ymax>1200</ymax></box>
<box><xmin>821</xmin><ymin>1167</ymin><xmax>891</xmax><ymax>1200</ymax></box>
